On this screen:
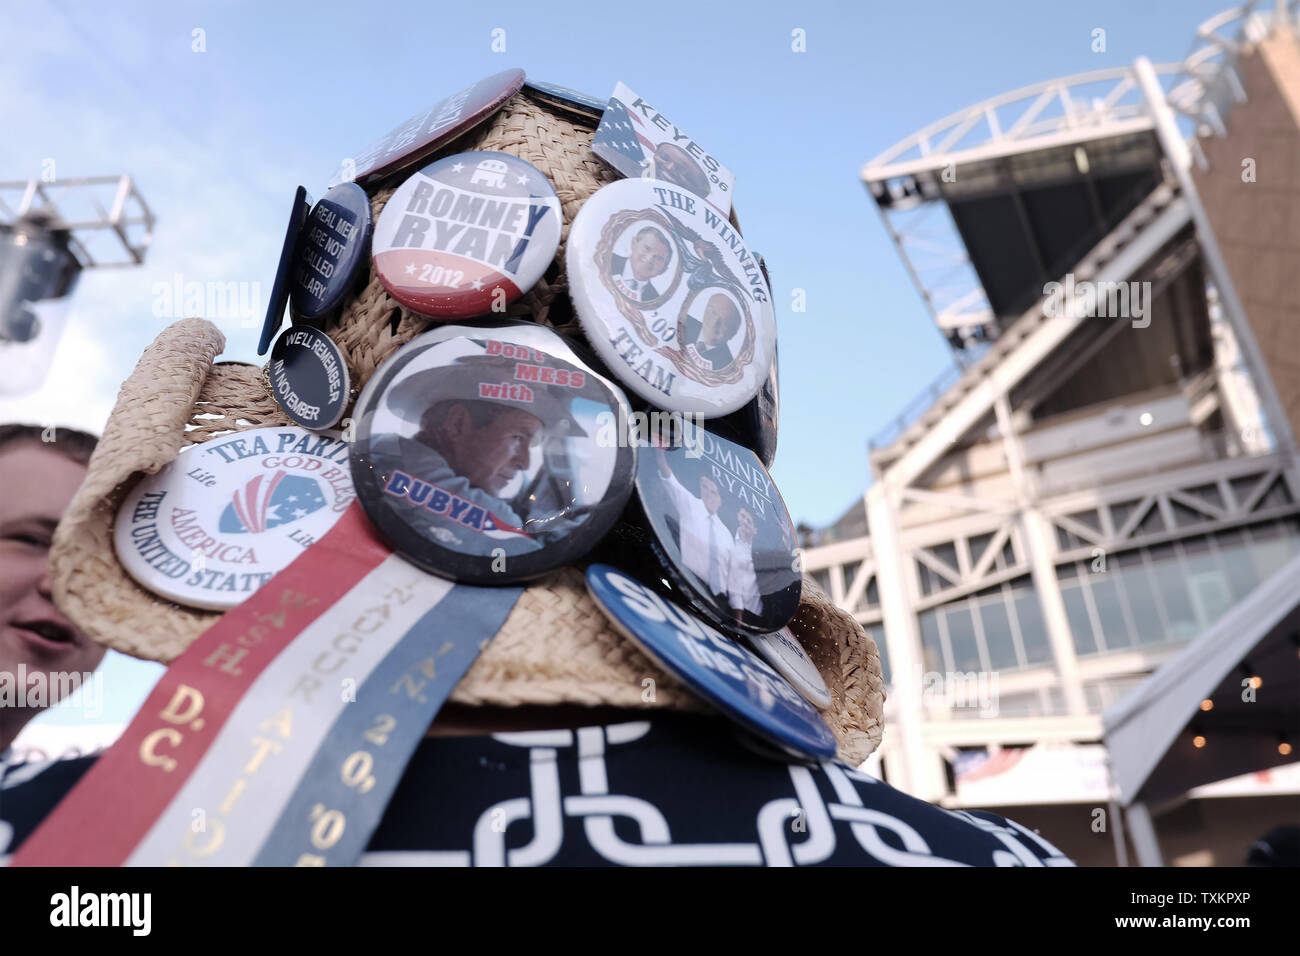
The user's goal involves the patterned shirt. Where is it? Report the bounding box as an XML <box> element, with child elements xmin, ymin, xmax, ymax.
<box><xmin>1</xmin><ymin>714</ymin><xmax>1074</xmax><ymax>867</ymax></box>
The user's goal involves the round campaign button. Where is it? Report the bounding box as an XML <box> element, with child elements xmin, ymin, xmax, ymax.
<box><xmin>258</xmin><ymin>186</ymin><xmax>311</xmax><ymax>356</ymax></box>
<box><xmin>635</xmin><ymin>423</ymin><xmax>801</xmax><ymax>636</ymax></box>
<box><xmin>114</xmin><ymin>427</ymin><xmax>356</xmax><ymax>610</ymax></box>
<box><xmin>349</xmin><ymin>322</ymin><xmax>635</xmax><ymax>584</ymax></box>
<box><xmin>566</xmin><ymin>178</ymin><xmax>776</xmax><ymax>416</ymax></box>
<box><xmin>330</xmin><ymin>68</ymin><xmax>526</xmax><ymax>188</ymax></box>
<box><xmin>521</xmin><ymin>79</ymin><xmax>606</xmax><ymax>124</ymax></box>
<box><xmin>268</xmin><ymin>326</ymin><xmax>351</xmax><ymax>431</ymax></box>
<box><xmin>289</xmin><ymin>183</ymin><xmax>373</xmax><ymax>322</ymax></box>
<box><xmin>745</xmin><ymin>627</ymin><xmax>832</xmax><ymax>710</ymax></box>
<box><xmin>585</xmin><ymin>564</ymin><xmax>837</xmax><ymax>760</ymax></box>
<box><xmin>372</xmin><ymin>151</ymin><xmax>562</xmax><ymax>320</ymax></box>
<box><xmin>714</xmin><ymin>341</ymin><xmax>779</xmax><ymax>468</ymax></box>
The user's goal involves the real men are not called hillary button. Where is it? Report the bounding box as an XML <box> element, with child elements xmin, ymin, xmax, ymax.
<box><xmin>290</xmin><ymin>182</ymin><xmax>373</xmax><ymax>322</ymax></box>
<box><xmin>372</xmin><ymin>151</ymin><xmax>561</xmax><ymax>320</ymax></box>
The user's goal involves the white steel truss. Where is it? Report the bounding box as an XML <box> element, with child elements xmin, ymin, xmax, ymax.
<box><xmin>862</xmin><ymin>0</ymin><xmax>1299</xmax><ymax>346</ymax></box>
<box><xmin>0</xmin><ymin>175</ymin><xmax>155</xmax><ymax>268</ymax></box>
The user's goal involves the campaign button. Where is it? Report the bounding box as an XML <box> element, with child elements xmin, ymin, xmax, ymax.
<box><xmin>349</xmin><ymin>322</ymin><xmax>635</xmax><ymax>584</ymax></box>
<box><xmin>114</xmin><ymin>426</ymin><xmax>356</xmax><ymax>610</ymax></box>
<box><xmin>268</xmin><ymin>326</ymin><xmax>351</xmax><ymax>431</ymax></box>
<box><xmin>258</xmin><ymin>186</ymin><xmax>311</xmax><ymax>355</ymax></box>
<box><xmin>746</xmin><ymin>627</ymin><xmax>831</xmax><ymax>709</ymax></box>
<box><xmin>522</xmin><ymin>79</ymin><xmax>606</xmax><ymax>123</ymax></box>
<box><xmin>585</xmin><ymin>564</ymin><xmax>837</xmax><ymax>760</ymax></box>
<box><xmin>635</xmin><ymin>421</ymin><xmax>800</xmax><ymax>635</ymax></box>
<box><xmin>714</xmin><ymin>340</ymin><xmax>779</xmax><ymax>468</ymax></box>
<box><xmin>371</xmin><ymin>151</ymin><xmax>562</xmax><ymax>320</ymax></box>
<box><xmin>592</xmin><ymin>83</ymin><xmax>736</xmax><ymax>215</ymax></box>
<box><xmin>565</xmin><ymin>178</ymin><xmax>775</xmax><ymax>416</ymax></box>
<box><xmin>289</xmin><ymin>183</ymin><xmax>373</xmax><ymax>322</ymax></box>
<box><xmin>330</xmin><ymin>69</ymin><xmax>525</xmax><ymax>188</ymax></box>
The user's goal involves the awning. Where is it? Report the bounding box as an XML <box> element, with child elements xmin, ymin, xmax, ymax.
<box><xmin>1103</xmin><ymin>552</ymin><xmax>1300</xmax><ymax>805</ymax></box>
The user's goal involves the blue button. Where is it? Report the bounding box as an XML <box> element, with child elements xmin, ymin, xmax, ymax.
<box><xmin>258</xmin><ymin>186</ymin><xmax>311</xmax><ymax>355</ymax></box>
<box><xmin>585</xmin><ymin>564</ymin><xmax>837</xmax><ymax>760</ymax></box>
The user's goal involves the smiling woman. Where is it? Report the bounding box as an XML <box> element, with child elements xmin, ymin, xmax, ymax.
<box><xmin>0</xmin><ymin>424</ymin><xmax>104</xmax><ymax>752</ymax></box>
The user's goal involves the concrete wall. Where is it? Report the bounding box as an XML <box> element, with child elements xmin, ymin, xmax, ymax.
<box><xmin>1193</xmin><ymin>29</ymin><xmax>1300</xmax><ymax>448</ymax></box>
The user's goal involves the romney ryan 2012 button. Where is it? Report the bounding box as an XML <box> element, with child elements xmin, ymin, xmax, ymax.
<box><xmin>635</xmin><ymin>422</ymin><xmax>801</xmax><ymax>636</ymax></box>
<box><xmin>565</xmin><ymin>178</ymin><xmax>775</xmax><ymax>416</ymax></box>
<box><xmin>745</xmin><ymin>627</ymin><xmax>832</xmax><ymax>710</ymax></box>
<box><xmin>349</xmin><ymin>322</ymin><xmax>635</xmax><ymax>584</ymax></box>
<box><xmin>371</xmin><ymin>151</ymin><xmax>562</xmax><ymax>320</ymax></box>
<box><xmin>330</xmin><ymin>68</ymin><xmax>525</xmax><ymax>188</ymax></box>
<box><xmin>258</xmin><ymin>186</ymin><xmax>311</xmax><ymax>355</ymax></box>
<box><xmin>268</xmin><ymin>325</ymin><xmax>351</xmax><ymax>431</ymax></box>
<box><xmin>585</xmin><ymin>564</ymin><xmax>836</xmax><ymax>760</ymax></box>
<box><xmin>290</xmin><ymin>182</ymin><xmax>373</xmax><ymax>322</ymax></box>
<box><xmin>114</xmin><ymin>426</ymin><xmax>356</xmax><ymax>610</ymax></box>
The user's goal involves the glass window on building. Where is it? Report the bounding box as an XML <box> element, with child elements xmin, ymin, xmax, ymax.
<box><xmin>1011</xmin><ymin>581</ymin><xmax>1052</xmax><ymax>665</ymax></box>
<box><xmin>945</xmin><ymin>605</ymin><xmax>982</xmax><ymax>673</ymax></box>
<box><xmin>865</xmin><ymin>623</ymin><xmax>889</xmax><ymax>685</ymax></box>
<box><xmin>919</xmin><ymin>610</ymin><xmax>945</xmax><ymax>674</ymax></box>
<box><xmin>1058</xmin><ymin>516</ymin><xmax>1300</xmax><ymax>657</ymax></box>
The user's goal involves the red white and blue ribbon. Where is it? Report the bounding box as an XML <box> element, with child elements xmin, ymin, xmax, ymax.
<box><xmin>14</xmin><ymin>502</ymin><xmax>521</xmax><ymax>866</ymax></box>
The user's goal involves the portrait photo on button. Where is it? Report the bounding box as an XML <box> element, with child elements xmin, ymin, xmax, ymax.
<box><xmin>638</xmin><ymin>427</ymin><xmax>801</xmax><ymax>633</ymax></box>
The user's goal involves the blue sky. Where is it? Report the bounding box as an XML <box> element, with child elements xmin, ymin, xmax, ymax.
<box><xmin>1</xmin><ymin>0</ymin><xmax>1237</xmax><ymax>728</ymax></box>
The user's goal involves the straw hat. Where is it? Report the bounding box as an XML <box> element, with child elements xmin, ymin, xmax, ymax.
<box><xmin>47</xmin><ymin>83</ymin><xmax>886</xmax><ymax>764</ymax></box>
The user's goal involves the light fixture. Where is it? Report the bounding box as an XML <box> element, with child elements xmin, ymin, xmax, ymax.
<box><xmin>1193</xmin><ymin>734</ymin><xmax>1207</xmax><ymax>748</ymax></box>
<box><xmin>1240</xmin><ymin>661</ymin><xmax>1262</xmax><ymax>689</ymax></box>
<box><xmin>1139</xmin><ymin>412</ymin><xmax>1154</xmax><ymax>427</ymax></box>
<box><xmin>1200</xmin><ymin>698</ymin><xmax>1214</xmax><ymax>711</ymax></box>
<box><xmin>1281</xmin><ymin>742</ymin><xmax>1293</xmax><ymax>756</ymax></box>
<box><xmin>1074</xmin><ymin>146</ymin><xmax>1091</xmax><ymax>174</ymax></box>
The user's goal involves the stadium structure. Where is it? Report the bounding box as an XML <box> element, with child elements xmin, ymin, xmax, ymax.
<box><xmin>803</xmin><ymin>1</ymin><xmax>1300</xmax><ymax>865</ymax></box>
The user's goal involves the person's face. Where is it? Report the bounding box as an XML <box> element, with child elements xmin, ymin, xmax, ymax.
<box><xmin>445</xmin><ymin>406</ymin><xmax>544</xmax><ymax>496</ymax></box>
<box><xmin>699</xmin><ymin>474</ymin><xmax>722</xmax><ymax>515</ymax></box>
<box><xmin>628</xmin><ymin>232</ymin><xmax>670</xmax><ymax>281</ymax></box>
<box><xmin>0</xmin><ymin>443</ymin><xmax>103</xmax><ymax>684</ymax></box>
<box><xmin>737</xmin><ymin>508</ymin><xmax>756</xmax><ymax>544</ymax></box>
<box><xmin>655</xmin><ymin>144</ymin><xmax>696</xmax><ymax>190</ymax></box>
<box><xmin>701</xmin><ymin>296</ymin><xmax>737</xmax><ymax>347</ymax></box>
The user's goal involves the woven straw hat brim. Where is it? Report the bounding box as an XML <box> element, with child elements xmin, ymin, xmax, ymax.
<box><xmin>48</xmin><ymin>90</ymin><xmax>885</xmax><ymax>764</ymax></box>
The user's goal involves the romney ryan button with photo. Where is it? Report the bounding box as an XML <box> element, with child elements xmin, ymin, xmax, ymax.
<box><xmin>268</xmin><ymin>325</ymin><xmax>351</xmax><ymax>431</ymax></box>
<box><xmin>329</xmin><ymin>68</ymin><xmax>526</xmax><ymax>188</ymax></box>
<box><xmin>371</xmin><ymin>151</ymin><xmax>562</xmax><ymax>320</ymax></box>
<box><xmin>585</xmin><ymin>564</ymin><xmax>837</xmax><ymax>760</ymax></box>
<box><xmin>289</xmin><ymin>182</ymin><xmax>373</xmax><ymax>323</ymax></box>
<box><xmin>114</xmin><ymin>426</ymin><xmax>356</xmax><ymax>610</ymax></box>
<box><xmin>349</xmin><ymin>322</ymin><xmax>635</xmax><ymax>584</ymax></box>
<box><xmin>566</xmin><ymin>178</ymin><xmax>775</xmax><ymax>416</ymax></box>
<box><xmin>634</xmin><ymin>422</ymin><xmax>800</xmax><ymax>636</ymax></box>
